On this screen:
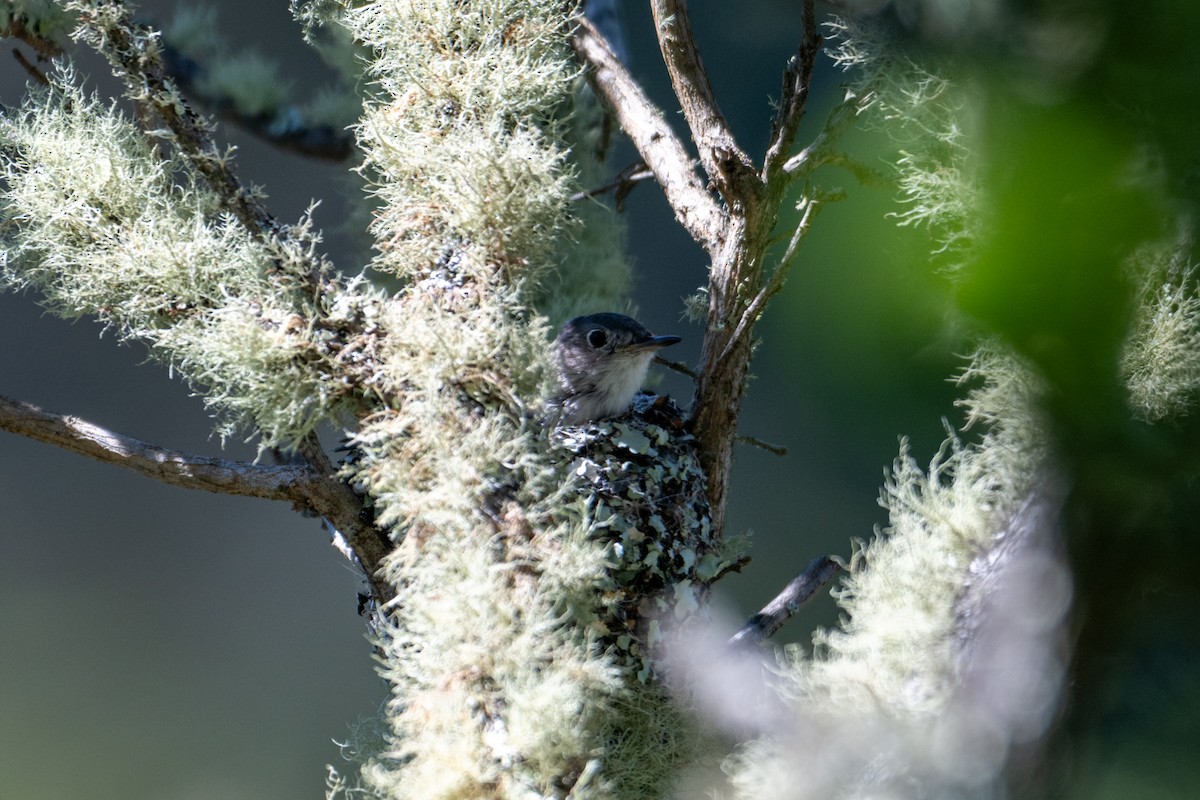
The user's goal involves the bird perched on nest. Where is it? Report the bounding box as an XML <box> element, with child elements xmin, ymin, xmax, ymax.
<box><xmin>547</xmin><ymin>313</ymin><xmax>729</xmax><ymax>679</ymax></box>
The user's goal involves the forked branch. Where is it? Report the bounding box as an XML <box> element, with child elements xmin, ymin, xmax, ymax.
<box><xmin>571</xmin><ymin>16</ymin><xmax>725</xmax><ymax>253</ymax></box>
<box><xmin>577</xmin><ymin>2</ymin><xmax>831</xmax><ymax>536</ymax></box>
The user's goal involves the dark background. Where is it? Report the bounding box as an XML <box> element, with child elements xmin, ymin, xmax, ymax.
<box><xmin>0</xmin><ymin>2</ymin><xmax>964</xmax><ymax>797</ymax></box>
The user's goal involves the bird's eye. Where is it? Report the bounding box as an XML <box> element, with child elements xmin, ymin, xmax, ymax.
<box><xmin>586</xmin><ymin>329</ymin><xmax>608</xmax><ymax>348</ymax></box>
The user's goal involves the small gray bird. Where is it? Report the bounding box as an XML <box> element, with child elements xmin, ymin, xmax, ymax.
<box><xmin>552</xmin><ymin>312</ymin><xmax>681</xmax><ymax>425</ymax></box>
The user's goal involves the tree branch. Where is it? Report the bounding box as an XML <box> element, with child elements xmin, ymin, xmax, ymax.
<box><xmin>568</xmin><ymin>160</ymin><xmax>653</xmax><ymax>207</ymax></box>
<box><xmin>12</xmin><ymin>47</ymin><xmax>50</xmax><ymax>84</ymax></box>
<box><xmin>571</xmin><ymin>16</ymin><xmax>725</xmax><ymax>253</ymax></box>
<box><xmin>0</xmin><ymin>393</ymin><xmax>318</xmax><ymax>503</ymax></box>
<box><xmin>0</xmin><ymin>393</ymin><xmax>393</xmax><ymax>603</ymax></box>
<box><xmin>728</xmin><ymin>555</ymin><xmax>842</xmax><ymax>646</ymax></box>
<box><xmin>648</xmin><ymin>0</ymin><xmax>756</xmax><ymax>197</ymax></box>
<box><xmin>160</xmin><ymin>39</ymin><xmax>354</xmax><ymax>162</ymax></box>
<box><xmin>296</xmin><ymin>432</ymin><xmax>394</xmax><ymax>604</ymax></box>
<box><xmin>2</xmin><ymin>15</ymin><xmax>65</xmax><ymax>59</ymax></box>
<box><xmin>782</xmin><ymin>86</ymin><xmax>869</xmax><ymax>177</ymax></box>
<box><xmin>763</xmin><ymin>0</ymin><xmax>820</xmax><ymax>182</ymax></box>
<box><xmin>717</xmin><ymin>190</ymin><xmax>836</xmax><ymax>367</ymax></box>
<box><xmin>735</xmin><ymin>435</ymin><xmax>787</xmax><ymax>456</ymax></box>
<box><xmin>71</xmin><ymin>1</ymin><xmax>345</xmax><ymax>295</ymax></box>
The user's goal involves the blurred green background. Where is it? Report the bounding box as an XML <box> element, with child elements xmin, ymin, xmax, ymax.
<box><xmin>3</xmin><ymin>1</ymin><xmax>1198</xmax><ymax>798</ymax></box>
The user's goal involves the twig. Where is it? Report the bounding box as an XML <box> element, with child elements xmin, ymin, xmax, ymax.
<box><xmin>569</xmin><ymin>161</ymin><xmax>653</xmax><ymax>205</ymax></box>
<box><xmin>815</xmin><ymin>151</ymin><xmax>893</xmax><ymax>189</ymax></box>
<box><xmin>717</xmin><ymin>191</ymin><xmax>830</xmax><ymax>367</ymax></box>
<box><xmin>735</xmin><ymin>435</ymin><xmax>787</xmax><ymax>456</ymax></box>
<box><xmin>729</xmin><ymin>555</ymin><xmax>843</xmax><ymax>646</ymax></box>
<box><xmin>763</xmin><ymin>0</ymin><xmax>820</xmax><ymax>182</ymax></box>
<box><xmin>648</xmin><ymin>0</ymin><xmax>755</xmax><ymax>196</ymax></box>
<box><xmin>782</xmin><ymin>86</ymin><xmax>868</xmax><ymax>177</ymax></box>
<box><xmin>11</xmin><ymin>47</ymin><xmax>49</xmax><ymax>84</ymax></box>
<box><xmin>296</xmin><ymin>432</ymin><xmax>394</xmax><ymax>603</ymax></box>
<box><xmin>2</xmin><ymin>16</ymin><xmax>65</xmax><ymax>59</ymax></box>
<box><xmin>0</xmin><ymin>393</ymin><xmax>394</xmax><ymax>603</ymax></box>
<box><xmin>653</xmin><ymin>355</ymin><xmax>697</xmax><ymax>379</ymax></box>
<box><xmin>571</xmin><ymin>17</ymin><xmax>725</xmax><ymax>253</ymax></box>
<box><xmin>710</xmin><ymin>554</ymin><xmax>751</xmax><ymax>583</ymax></box>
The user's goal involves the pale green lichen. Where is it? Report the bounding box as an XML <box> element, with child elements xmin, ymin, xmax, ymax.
<box><xmin>826</xmin><ymin>16</ymin><xmax>981</xmax><ymax>271</ymax></box>
<box><xmin>0</xmin><ymin>71</ymin><xmax>368</xmax><ymax>446</ymax></box>
<box><xmin>347</xmin><ymin>0</ymin><xmax>579</xmax><ymax>282</ymax></box>
<box><xmin>550</xmin><ymin>394</ymin><xmax>731</xmax><ymax>680</ymax></box>
<box><xmin>807</xmin><ymin>344</ymin><xmax>1046</xmax><ymax>705</ymax></box>
<box><xmin>163</xmin><ymin>5</ymin><xmax>224</xmax><ymax>61</ymax></box>
<box><xmin>316</xmin><ymin>1</ymin><xmax>697</xmax><ymax>797</ymax></box>
<box><xmin>711</xmin><ymin>26</ymin><xmax>1058</xmax><ymax>797</ymax></box>
<box><xmin>167</xmin><ymin>6</ymin><xmax>362</xmax><ymax>135</ymax></box>
<box><xmin>535</xmin><ymin>81</ymin><xmax>632</xmax><ymax>323</ymax></box>
<box><xmin>1122</xmin><ymin>239</ymin><xmax>1200</xmax><ymax>421</ymax></box>
<box><xmin>6</xmin><ymin>3</ymin><xmax>713</xmax><ymax>797</ymax></box>
<box><xmin>711</xmin><ymin>343</ymin><xmax>1051</xmax><ymax>800</ymax></box>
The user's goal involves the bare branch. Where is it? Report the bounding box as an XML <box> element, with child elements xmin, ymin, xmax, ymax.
<box><xmin>763</xmin><ymin>0</ymin><xmax>821</xmax><ymax>182</ymax></box>
<box><xmin>11</xmin><ymin>47</ymin><xmax>50</xmax><ymax>84</ymax></box>
<box><xmin>571</xmin><ymin>16</ymin><xmax>725</xmax><ymax>253</ymax></box>
<box><xmin>814</xmin><ymin>151</ymin><xmax>893</xmax><ymax>188</ymax></box>
<box><xmin>654</xmin><ymin>354</ymin><xmax>698</xmax><ymax>380</ymax></box>
<box><xmin>717</xmin><ymin>191</ymin><xmax>834</xmax><ymax>367</ymax></box>
<box><xmin>2</xmin><ymin>15</ymin><xmax>65</xmax><ymax>59</ymax></box>
<box><xmin>0</xmin><ymin>393</ymin><xmax>319</xmax><ymax>504</ymax></box>
<box><xmin>648</xmin><ymin>0</ymin><xmax>756</xmax><ymax>197</ymax></box>
<box><xmin>569</xmin><ymin>160</ymin><xmax>654</xmax><ymax>205</ymax></box>
<box><xmin>735</xmin><ymin>435</ymin><xmax>787</xmax><ymax>456</ymax></box>
<box><xmin>783</xmin><ymin>86</ymin><xmax>869</xmax><ymax>177</ymax></box>
<box><xmin>664</xmin><ymin>6</ymin><xmax>828</xmax><ymax>539</ymax></box>
<box><xmin>729</xmin><ymin>555</ymin><xmax>843</xmax><ymax>646</ymax></box>
<box><xmin>296</xmin><ymin>432</ymin><xmax>394</xmax><ymax>604</ymax></box>
<box><xmin>0</xmin><ymin>393</ymin><xmax>394</xmax><ymax>603</ymax></box>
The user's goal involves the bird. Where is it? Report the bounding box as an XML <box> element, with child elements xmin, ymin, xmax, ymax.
<box><xmin>551</xmin><ymin>312</ymin><xmax>681</xmax><ymax>425</ymax></box>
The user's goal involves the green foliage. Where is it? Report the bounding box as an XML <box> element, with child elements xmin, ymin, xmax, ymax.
<box><xmin>957</xmin><ymin>105</ymin><xmax>1159</xmax><ymax>426</ymax></box>
<box><xmin>825</xmin><ymin>16</ymin><xmax>980</xmax><ymax>272</ymax></box>
<box><xmin>719</xmin><ymin>7</ymin><xmax>1200</xmax><ymax>798</ymax></box>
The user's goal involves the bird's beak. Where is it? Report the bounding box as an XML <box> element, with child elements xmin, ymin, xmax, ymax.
<box><xmin>626</xmin><ymin>335</ymin><xmax>682</xmax><ymax>352</ymax></box>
